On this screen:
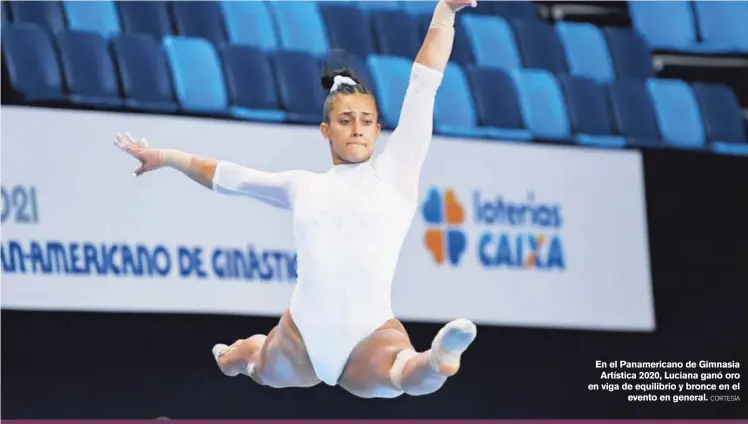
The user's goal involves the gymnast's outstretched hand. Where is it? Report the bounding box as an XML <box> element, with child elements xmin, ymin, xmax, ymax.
<box><xmin>114</xmin><ymin>133</ymin><xmax>165</xmax><ymax>177</ymax></box>
<box><xmin>114</xmin><ymin>133</ymin><xmax>220</xmax><ymax>189</ymax></box>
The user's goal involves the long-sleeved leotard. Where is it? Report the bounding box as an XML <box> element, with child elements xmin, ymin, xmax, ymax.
<box><xmin>211</xmin><ymin>62</ymin><xmax>443</xmax><ymax>386</ymax></box>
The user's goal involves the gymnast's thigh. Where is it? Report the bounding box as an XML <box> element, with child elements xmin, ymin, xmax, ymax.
<box><xmin>337</xmin><ymin>318</ymin><xmax>413</xmax><ymax>398</ymax></box>
<box><xmin>255</xmin><ymin>309</ymin><xmax>321</xmax><ymax>388</ymax></box>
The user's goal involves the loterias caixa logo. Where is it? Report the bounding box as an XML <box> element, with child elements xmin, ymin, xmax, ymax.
<box><xmin>422</xmin><ymin>187</ymin><xmax>566</xmax><ymax>271</ymax></box>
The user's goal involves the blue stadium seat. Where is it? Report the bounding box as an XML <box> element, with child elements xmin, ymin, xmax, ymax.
<box><xmin>461</xmin><ymin>15</ymin><xmax>521</xmax><ymax>71</ymax></box>
<box><xmin>219</xmin><ymin>1</ymin><xmax>278</xmax><ymax>52</ymax></box>
<box><xmin>221</xmin><ymin>46</ymin><xmax>287</xmax><ymax>123</ymax></box>
<box><xmin>117</xmin><ymin>1</ymin><xmax>173</xmax><ymax>39</ymax></box>
<box><xmin>491</xmin><ymin>1</ymin><xmax>538</xmax><ymax>20</ymax></box>
<box><xmin>465</xmin><ymin>66</ymin><xmax>533</xmax><ymax>141</ymax></box>
<box><xmin>8</xmin><ymin>1</ymin><xmax>66</xmax><ymax>34</ymax></box>
<box><xmin>469</xmin><ymin>2</ymin><xmax>496</xmax><ymax>16</ymax></box>
<box><xmin>56</xmin><ymin>30</ymin><xmax>122</xmax><ymax>108</ymax></box>
<box><xmin>162</xmin><ymin>36</ymin><xmax>228</xmax><ymax>115</ymax></box>
<box><xmin>267</xmin><ymin>2</ymin><xmax>329</xmax><ymax>58</ymax></box>
<box><xmin>2</xmin><ymin>1</ymin><xmax>8</xmax><ymax>22</ymax></box>
<box><xmin>646</xmin><ymin>79</ymin><xmax>706</xmax><ymax>150</ymax></box>
<box><xmin>319</xmin><ymin>4</ymin><xmax>376</xmax><ymax>57</ymax></box>
<box><xmin>606</xmin><ymin>80</ymin><xmax>662</xmax><ymax>148</ymax></box>
<box><xmin>558</xmin><ymin>76</ymin><xmax>625</xmax><ymax>148</ymax></box>
<box><xmin>356</xmin><ymin>1</ymin><xmax>402</xmax><ymax>12</ymax></box>
<box><xmin>510</xmin><ymin>69</ymin><xmax>572</xmax><ymax>142</ymax></box>
<box><xmin>169</xmin><ymin>1</ymin><xmax>226</xmax><ymax>46</ymax></box>
<box><xmin>273</xmin><ymin>51</ymin><xmax>326</xmax><ymax>124</ymax></box>
<box><xmin>402</xmin><ymin>1</ymin><xmax>433</xmax><ymax>16</ymax></box>
<box><xmin>110</xmin><ymin>34</ymin><xmax>177</xmax><ymax>112</ymax></box>
<box><xmin>434</xmin><ymin>62</ymin><xmax>504</xmax><ymax>139</ymax></box>
<box><xmin>511</xmin><ymin>19</ymin><xmax>568</xmax><ymax>74</ymax></box>
<box><xmin>603</xmin><ymin>27</ymin><xmax>654</xmax><ymax>80</ymax></box>
<box><xmin>556</xmin><ymin>22</ymin><xmax>615</xmax><ymax>83</ymax></box>
<box><xmin>693</xmin><ymin>1</ymin><xmax>748</xmax><ymax>54</ymax></box>
<box><xmin>371</xmin><ymin>10</ymin><xmax>420</xmax><ymax>59</ymax></box>
<box><xmin>367</xmin><ymin>55</ymin><xmax>411</xmax><ymax>129</ymax></box>
<box><xmin>62</xmin><ymin>1</ymin><xmax>120</xmax><ymax>39</ymax></box>
<box><xmin>1</xmin><ymin>23</ymin><xmax>66</xmax><ymax>103</ymax></box>
<box><xmin>692</xmin><ymin>83</ymin><xmax>748</xmax><ymax>156</ymax></box>
<box><xmin>628</xmin><ymin>1</ymin><xmax>727</xmax><ymax>54</ymax></box>
<box><xmin>452</xmin><ymin>21</ymin><xmax>476</xmax><ymax>67</ymax></box>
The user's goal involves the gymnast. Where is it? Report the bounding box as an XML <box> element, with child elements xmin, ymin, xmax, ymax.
<box><xmin>115</xmin><ymin>0</ymin><xmax>478</xmax><ymax>399</ymax></box>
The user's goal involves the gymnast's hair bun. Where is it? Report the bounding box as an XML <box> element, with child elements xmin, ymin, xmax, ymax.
<box><xmin>320</xmin><ymin>67</ymin><xmax>361</xmax><ymax>92</ymax></box>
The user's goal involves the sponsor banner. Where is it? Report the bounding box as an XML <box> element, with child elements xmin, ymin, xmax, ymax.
<box><xmin>1</xmin><ymin>106</ymin><xmax>654</xmax><ymax>331</ymax></box>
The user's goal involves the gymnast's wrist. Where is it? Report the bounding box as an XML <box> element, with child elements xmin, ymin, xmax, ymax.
<box><xmin>161</xmin><ymin>149</ymin><xmax>193</xmax><ymax>172</ymax></box>
<box><xmin>430</xmin><ymin>0</ymin><xmax>456</xmax><ymax>29</ymax></box>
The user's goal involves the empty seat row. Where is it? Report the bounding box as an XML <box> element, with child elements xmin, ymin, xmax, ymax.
<box><xmin>1</xmin><ymin>23</ymin><xmax>310</xmax><ymax>121</ymax></box>
<box><xmin>6</xmin><ymin>0</ymin><xmax>747</xmax><ymax>79</ymax></box>
<box><xmin>319</xmin><ymin>0</ymin><xmax>541</xmax><ymax>20</ymax></box>
<box><xmin>629</xmin><ymin>1</ymin><xmax>748</xmax><ymax>54</ymax></box>
<box><xmin>462</xmin><ymin>15</ymin><xmax>655</xmax><ymax>82</ymax></box>
<box><xmin>2</xmin><ymin>0</ymin><xmax>657</xmax><ymax>81</ymax></box>
<box><xmin>315</xmin><ymin>8</ymin><xmax>656</xmax><ymax>84</ymax></box>
<box><xmin>4</xmin><ymin>1</ymin><xmax>329</xmax><ymax>56</ymax></box>
<box><xmin>3</xmin><ymin>21</ymin><xmax>746</xmax><ymax>157</ymax></box>
<box><xmin>391</xmin><ymin>61</ymin><xmax>746</xmax><ymax>155</ymax></box>
<box><xmin>13</xmin><ymin>1</ymin><xmax>744</xmax><ymax>94</ymax></box>
<box><xmin>2</xmin><ymin>1</ymin><xmax>471</xmax><ymax>66</ymax></box>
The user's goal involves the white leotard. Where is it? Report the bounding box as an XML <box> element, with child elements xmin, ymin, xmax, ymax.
<box><xmin>212</xmin><ymin>62</ymin><xmax>443</xmax><ymax>386</ymax></box>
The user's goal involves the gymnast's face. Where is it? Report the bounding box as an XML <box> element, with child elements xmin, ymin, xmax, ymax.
<box><xmin>321</xmin><ymin>93</ymin><xmax>381</xmax><ymax>165</ymax></box>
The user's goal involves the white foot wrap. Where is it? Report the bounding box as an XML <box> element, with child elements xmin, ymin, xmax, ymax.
<box><xmin>428</xmin><ymin>319</ymin><xmax>477</xmax><ymax>372</ymax></box>
<box><xmin>212</xmin><ymin>343</ymin><xmax>255</xmax><ymax>376</ymax></box>
<box><xmin>212</xmin><ymin>343</ymin><xmax>229</xmax><ymax>360</ymax></box>
<box><xmin>389</xmin><ymin>348</ymin><xmax>419</xmax><ymax>391</ymax></box>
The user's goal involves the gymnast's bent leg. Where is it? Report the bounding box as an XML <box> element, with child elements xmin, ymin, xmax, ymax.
<box><xmin>212</xmin><ymin>308</ymin><xmax>320</xmax><ymax>389</ymax></box>
<box><xmin>338</xmin><ymin>318</ymin><xmax>477</xmax><ymax>398</ymax></box>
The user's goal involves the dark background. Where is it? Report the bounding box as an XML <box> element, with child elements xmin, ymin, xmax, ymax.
<box><xmin>2</xmin><ymin>148</ymin><xmax>746</xmax><ymax>419</ymax></box>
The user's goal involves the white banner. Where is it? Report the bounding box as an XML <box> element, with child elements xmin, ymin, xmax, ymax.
<box><xmin>1</xmin><ymin>106</ymin><xmax>654</xmax><ymax>331</ymax></box>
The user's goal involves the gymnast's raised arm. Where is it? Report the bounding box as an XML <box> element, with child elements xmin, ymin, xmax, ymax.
<box><xmin>415</xmin><ymin>0</ymin><xmax>475</xmax><ymax>73</ymax></box>
<box><xmin>114</xmin><ymin>133</ymin><xmax>299</xmax><ymax>210</ymax></box>
<box><xmin>374</xmin><ymin>0</ymin><xmax>475</xmax><ymax>201</ymax></box>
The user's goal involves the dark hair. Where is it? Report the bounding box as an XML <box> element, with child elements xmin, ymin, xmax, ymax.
<box><xmin>320</xmin><ymin>67</ymin><xmax>375</xmax><ymax>122</ymax></box>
